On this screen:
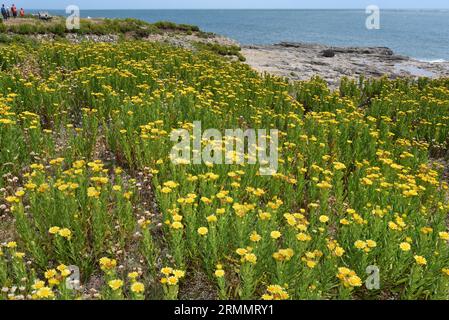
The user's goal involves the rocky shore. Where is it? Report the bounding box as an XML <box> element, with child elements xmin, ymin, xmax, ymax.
<box><xmin>242</xmin><ymin>42</ymin><xmax>449</xmax><ymax>87</ymax></box>
<box><xmin>4</xmin><ymin>16</ymin><xmax>449</xmax><ymax>87</ymax></box>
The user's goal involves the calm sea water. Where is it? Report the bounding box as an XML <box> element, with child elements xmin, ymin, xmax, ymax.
<box><xmin>39</xmin><ymin>9</ymin><xmax>449</xmax><ymax>61</ymax></box>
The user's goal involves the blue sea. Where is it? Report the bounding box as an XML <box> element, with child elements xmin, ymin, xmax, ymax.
<box><xmin>38</xmin><ymin>9</ymin><xmax>449</xmax><ymax>61</ymax></box>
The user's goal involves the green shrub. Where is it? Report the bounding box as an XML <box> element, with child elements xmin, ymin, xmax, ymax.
<box><xmin>0</xmin><ymin>20</ymin><xmax>6</xmax><ymax>33</ymax></box>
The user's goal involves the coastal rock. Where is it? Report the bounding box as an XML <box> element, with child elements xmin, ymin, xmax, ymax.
<box><xmin>242</xmin><ymin>42</ymin><xmax>449</xmax><ymax>88</ymax></box>
<box><xmin>321</xmin><ymin>49</ymin><xmax>335</xmax><ymax>58</ymax></box>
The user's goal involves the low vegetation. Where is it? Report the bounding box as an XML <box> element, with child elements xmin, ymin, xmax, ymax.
<box><xmin>0</xmin><ymin>16</ymin><xmax>204</xmax><ymax>38</ymax></box>
<box><xmin>0</xmin><ymin>35</ymin><xmax>449</xmax><ymax>301</ymax></box>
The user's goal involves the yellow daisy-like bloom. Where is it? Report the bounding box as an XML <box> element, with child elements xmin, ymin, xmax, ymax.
<box><xmin>32</xmin><ymin>280</ymin><xmax>45</xmax><ymax>290</ymax></box>
<box><xmin>35</xmin><ymin>287</ymin><xmax>54</xmax><ymax>299</ymax></box>
<box><xmin>354</xmin><ymin>240</ymin><xmax>367</xmax><ymax>250</ymax></box>
<box><xmin>173</xmin><ymin>270</ymin><xmax>185</xmax><ymax>278</ymax></box>
<box><xmin>319</xmin><ymin>215</ymin><xmax>329</xmax><ymax>223</ymax></box>
<box><xmin>108</xmin><ymin>279</ymin><xmax>123</xmax><ymax>291</ymax></box>
<box><xmin>44</xmin><ymin>269</ymin><xmax>57</xmax><ymax>279</ymax></box>
<box><xmin>171</xmin><ymin>221</ymin><xmax>184</xmax><ymax>229</ymax></box>
<box><xmin>215</xmin><ymin>269</ymin><xmax>225</xmax><ymax>278</ymax></box>
<box><xmin>270</xmin><ymin>231</ymin><xmax>282</xmax><ymax>239</ymax></box>
<box><xmin>366</xmin><ymin>240</ymin><xmax>377</xmax><ymax>248</ymax></box>
<box><xmin>244</xmin><ymin>253</ymin><xmax>257</xmax><ymax>264</ymax></box>
<box><xmin>236</xmin><ymin>248</ymin><xmax>248</xmax><ymax>256</ymax></box>
<box><xmin>58</xmin><ymin>228</ymin><xmax>72</xmax><ymax>239</ymax></box>
<box><xmin>197</xmin><ymin>227</ymin><xmax>208</xmax><ymax>236</ymax></box>
<box><xmin>131</xmin><ymin>282</ymin><xmax>145</xmax><ymax>294</ymax></box>
<box><xmin>167</xmin><ymin>276</ymin><xmax>179</xmax><ymax>285</ymax></box>
<box><xmin>6</xmin><ymin>241</ymin><xmax>17</xmax><ymax>248</ymax></box>
<box><xmin>347</xmin><ymin>275</ymin><xmax>363</xmax><ymax>287</ymax></box>
<box><xmin>161</xmin><ymin>267</ymin><xmax>173</xmax><ymax>276</ymax></box>
<box><xmin>334</xmin><ymin>247</ymin><xmax>345</xmax><ymax>257</ymax></box>
<box><xmin>399</xmin><ymin>242</ymin><xmax>411</xmax><ymax>251</ymax></box>
<box><xmin>87</xmin><ymin>187</ymin><xmax>100</xmax><ymax>198</ymax></box>
<box><xmin>48</xmin><ymin>226</ymin><xmax>60</xmax><ymax>234</ymax></box>
<box><xmin>296</xmin><ymin>233</ymin><xmax>311</xmax><ymax>242</ymax></box>
<box><xmin>414</xmin><ymin>255</ymin><xmax>427</xmax><ymax>266</ymax></box>
<box><xmin>99</xmin><ymin>257</ymin><xmax>117</xmax><ymax>271</ymax></box>
<box><xmin>128</xmin><ymin>272</ymin><xmax>139</xmax><ymax>280</ymax></box>
<box><xmin>439</xmin><ymin>232</ymin><xmax>449</xmax><ymax>241</ymax></box>
<box><xmin>250</xmin><ymin>232</ymin><xmax>262</xmax><ymax>242</ymax></box>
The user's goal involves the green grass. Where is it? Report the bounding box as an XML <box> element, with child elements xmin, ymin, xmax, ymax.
<box><xmin>1</xmin><ymin>16</ymin><xmax>204</xmax><ymax>38</ymax></box>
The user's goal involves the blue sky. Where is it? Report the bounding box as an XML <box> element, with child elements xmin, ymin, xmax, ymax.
<box><xmin>10</xmin><ymin>0</ymin><xmax>449</xmax><ymax>10</ymax></box>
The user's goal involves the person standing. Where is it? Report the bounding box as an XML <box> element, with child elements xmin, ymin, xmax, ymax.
<box><xmin>1</xmin><ymin>4</ymin><xmax>7</xmax><ymax>20</ymax></box>
<box><xmin>19</xmin><ymin>7</ymin><xmax>24</xmax><ymax>17</ymax></box>
<box><xmin>11</xmin><ymin>4</ymin><xmax>17</xmax><ymax>18</ymax></box>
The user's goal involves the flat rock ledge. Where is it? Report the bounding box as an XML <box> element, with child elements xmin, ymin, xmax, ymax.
<box><xmin>242</xmin><ymin>42</ymin><xmax>449</xmax><ymax>87</ymax></box>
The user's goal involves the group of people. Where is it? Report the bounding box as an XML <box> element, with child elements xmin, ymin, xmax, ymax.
<box><xmin>1</xmin><ymin>4</ymin><xmax>25</xmax><ymax>20</ymax></box>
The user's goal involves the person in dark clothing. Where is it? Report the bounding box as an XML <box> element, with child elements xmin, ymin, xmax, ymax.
<box><xmin>1</xmin><ymin>4</ymin><xmax>7</xmax><ymax>20</ymax></box>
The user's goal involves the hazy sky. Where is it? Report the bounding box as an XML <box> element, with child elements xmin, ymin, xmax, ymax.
<box><xmin>11</xmin><ymin>0</ymin><xmax>449</xmax><ymax>10</ymax></box>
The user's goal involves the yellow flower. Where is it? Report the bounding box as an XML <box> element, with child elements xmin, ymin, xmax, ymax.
<box><xmin>399</xmin><ymin>242</ymin><xmax>411</xmax><ymax>252</ymax></box>
<box><xmin>173</xmin><ymin>270</ymin><xmax>185</xmax><ymax>278</ymax></box>
<box><xmin>366</xmin><ymin>240</ymin><xmax>377</xmax><ymax>248</ymax></box>
<box><xmin>296</xmin><ymin>233</ymin><xmax>311</xmax><ymax>242</ymax></box>
<box><xmin>167</xmin><ymin>276</ymin><xmax>178</xmax><ymax>285</ymax></box>
<box><xmin>44</xmin><ymin>269</ymin><xmax>57</xmax><ymax>279</ymax></box>
<box><xmin>270</xmin><ymin>231</ymin><xmax>282</xmax><ymax>239</ymax></box>
<box><xmin>6</xmin><ymin>241</ymin><xmax>17</xmax><ymax>248</ymax></box>
<box><xmin>414</xmin><ymin>255</ymin><xmax>427</xmax><ymax>266</ymax></box>
<box><xmin>131</xmin><ymin>282</ymin><xmax>145</xmax><ymax>294</ymax></box>
<box><xmin>87</xmin><ymin>187</ymin><xmax>100</xmax><ymax>198</ymax></box>
<box><xmin>161</xmin><ymin>267</ymin><xmax>173</xmax><ymax>276</ymax></box>
<box><xmin>319</xmin><ymin>215</ymin><xmax>329</xmax><ymax>223</ymax></box>
<box><xmin>206</xmin><ymin>215</ymin><xmax>217</xmax><ymax>223</ymax></box>
<box><xmin>161</xmin><ymin>187</ymin><xmax>172</xmax><ymax>194</ymax></box>
<box><xmin>317</xmin><ymin>181</ymin><xmax>332</xmax><ymax>189</ymax></box>
<box><xmin>171</xmin><ymin>221</ymin><xmax>184</xmax><ymax>229</ymax></box>
<box><xmin>347</xmin><ymin>275</ymin><xmax>363</xmax><ymax>287</ymax></box>
<box><xmin>108</xmin><ymin>279</ymin><xmax>123</xmax><ymax>290</ymax></box>
<box><xmin>354</xmin><ymin>240</ymin><xmax>367</xmax><ymax>250</ymax></box>
<box><xmin>128</xmin><ymin>272</ymin><xmax>139</xmax><ymax>280</ymax></box>
<box><xmin>197</xmin><ymin>227</ymin><xmax>208</xmax><ymax>236</ymax></box>
<box><xmin>35</xmin><ymin>287</ymin><xmax>54</xmax><ymax>299</ymax></box>
<box><xmin>15</xmin><ymin>190</ymin><xmax>25</xmax><ymax>197</ymax></box>
<box><xmin>250</xmin><ymin>232</ymin><xmax>262</xmax><ymax>242</ymax></box>
<box><xmin>32</xmin><ymin>280</ymin><xmax>45</xmax><ymax>290</ymax></box>
<box><xmin>236</xmin><ymin>248</ymin><xmax>248</xmax><ymax>256</ymax></box>
<box><xmin>99</xmin><ymin>257</ymin><xmax>117</xmax><ymax>271</ymax></box>
<box><xmin>439</xmin><ymin>232</ymin><xmax>449</xmax><ymax>241</ymax></box>
<box><xmin>244</xmin><ymin>253</ymin><xmax>257</xmax><ymax>264</ymax></box>
<box><xmin>215</xmin><ymin>269</ymin><xmax>225</xmax><ymax>278</ymax></box>
<box><xmin>333</xmin><ymin>162</ymin><xmax>347</xmax><ymax>170</ymax></box>
<box><xmin>48</xmin><ymin>226</ymin><xmax>60</xmax><ymax>234</ymax></box>
<box><xmin>58</xmin><ymin>228</ymin><xmax>72</xmax><ymax>239</ymax></box>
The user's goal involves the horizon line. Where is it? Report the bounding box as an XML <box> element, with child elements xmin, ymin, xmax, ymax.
<box><xmin>25</xmin><ymin>8</ymin><xmax>449</xmax><ymax>10</ymax></box>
